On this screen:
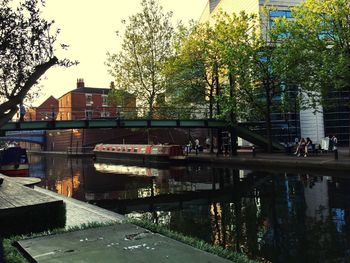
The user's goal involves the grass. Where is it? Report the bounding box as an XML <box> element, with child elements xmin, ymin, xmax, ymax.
<box><xmin>4</xmin><ymin>219</ymin><xmax>261</xmax><ymax>263</ymax></box>
<box><xmin>128</xmin><ymin>218</ymin><xmax>260</xmax><ymax>263</ymax></box>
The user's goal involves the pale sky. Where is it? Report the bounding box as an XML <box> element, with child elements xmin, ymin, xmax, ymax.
<box><xmin>33</xmin><ymin>0</ymin><xmax>206</xmax><ymax>106</ymax></box>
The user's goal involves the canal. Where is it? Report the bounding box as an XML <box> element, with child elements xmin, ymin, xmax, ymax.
<box><xmin>29</xmin><ymin>154</ymin><xmax>350</xmax><ymax>263</ymax></box>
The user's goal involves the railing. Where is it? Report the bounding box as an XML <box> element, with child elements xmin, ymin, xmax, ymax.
<box><xmin>25</xmin><ymin>106</ymin><xmax>216</xmax><ymax>121</ymax></box>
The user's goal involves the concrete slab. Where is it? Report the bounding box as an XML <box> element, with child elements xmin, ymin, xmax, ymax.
<box><xmin>1</xmin><ymin>175</ymin><xmax>41</xmax><ymax>187</ymax></box>
<box><xmin>34</xmin><ymin>187</ymin><xmax>125</xmax><ymax>229</ymax></box>
<box><xmin>17</xmin><ymin>224</ymin><xmax>232</xmax><ymax>263</ymax></box>
<box><xmin>0</xmin><ymin>178</ymin><xmax>64</xmax><ymax>236</ymax></box>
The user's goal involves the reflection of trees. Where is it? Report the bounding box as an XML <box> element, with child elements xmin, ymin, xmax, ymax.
<box><xmin>303</xmin><ymin>209</ymin><xmax>347</xmax><ymax>262</ymax></box>
<box><xmin>31</xmin><ymin>157</ymin><xmax>350</xmax><ymax>262</ymax></box>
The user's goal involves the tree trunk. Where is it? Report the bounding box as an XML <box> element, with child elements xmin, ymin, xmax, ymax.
<box><xmin>215</xmin><ymin>62</ymin><xmax>223</xmax><ymax>155</ymax></box>
<box><xmin>209</xmin><ymin>84</ymin><xmax>214</xmax><ymax>154</ymax></box>
<box><xmin>229</xmin><ymin>72</ymin><xmax>237</xmax><ymax>156</ymax></box>
<box><xmin>266</xmin><ymin>85</ymin><xmax>273</xmax><ymax>153</ymax></box>
<box><xmin>210</xmin><ymin>129</ymin><xmax>214</xmax><ymax>153</ymax></box>
<box><xmin>0</xmin><ymin>57</ymin><xmax>58</xmax><ymax>128</ymax></box>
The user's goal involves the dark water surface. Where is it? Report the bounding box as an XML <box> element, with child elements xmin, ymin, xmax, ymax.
<box><xmin>29</xmin><ymin>154</ymin><xmax>350</xmax><ymax>263</ymax></box>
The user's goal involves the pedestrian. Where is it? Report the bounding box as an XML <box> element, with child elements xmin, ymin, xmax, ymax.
<box><xmin>195</xmin><ymin>138</ymin><xmax>200</xmax><ymax>155</ymax></box>
<box><xmin>331</xmin><ymin>135</ymin><xmax>338</xmax><ymax>151</ymax></box>
<box><xmin>19</xmin><ymin>103</ymin><xmax>26</xmax><ymax>122</ymax></box>
<box><xmin>304</xmin><ymin>137</ymin><xmax>313</xmax><ymax>157</ymax></box>
<box><xmin>294</xmin><ymin>137</ymin><xmax>306</xmax><ymax>157</ymax></box>
<box><xmin>205</xmin><ymin>137</ymin><xmax>210</xmax><ymax>150</ymax></box>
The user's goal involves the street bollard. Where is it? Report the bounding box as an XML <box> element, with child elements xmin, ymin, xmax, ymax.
<box><xmin>334</xmin><ymin>148</ymin><xmax>338</xmax><ymax>160</ymax></box>
<box><xmin>252</xmin><ymin>146</ymin><xmax>256</xmax><ymax>157</ymax></box>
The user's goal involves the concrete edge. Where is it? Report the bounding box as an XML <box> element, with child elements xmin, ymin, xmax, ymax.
<box><xmin>34</xmin><ymin>186</ymin><xmax>126</xmax><ymax>223</ymax></box>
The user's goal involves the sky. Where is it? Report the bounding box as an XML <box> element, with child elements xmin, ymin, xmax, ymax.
<box><xmin>33</xmin><ymin>0</ymin><xmax>206</xmax><ymax>106</ymax></box>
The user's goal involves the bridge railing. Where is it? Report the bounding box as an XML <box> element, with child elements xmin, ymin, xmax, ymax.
<box><xmin>25</xmin><ymin>106</ymin><xmax>214</xmax><ymax>121</ymax></box>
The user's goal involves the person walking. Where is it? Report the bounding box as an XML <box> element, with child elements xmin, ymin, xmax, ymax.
<box><xmin>19</xmin><ymin>103</ymin><xmax>26</xmax><ymax>122</ymax></box>
<box><xmin>195</xmin><ymin>138</ymin><xmax>200</xmax><ymax>155</ymax></box>
<box><xmin>331</xmin><ymin>135</ymin><xmax>338</xmax><ymax>151</ymax></box>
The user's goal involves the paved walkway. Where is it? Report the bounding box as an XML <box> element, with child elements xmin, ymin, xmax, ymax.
<box><xmin>17</xmin><ymin>224</ymin><xmax>232</xmax><ymax>263</ymax></box>
<box><xmin>187</xmin><ymin>147</ymin><xmax>350</xmax><ymax>174</ymax></box>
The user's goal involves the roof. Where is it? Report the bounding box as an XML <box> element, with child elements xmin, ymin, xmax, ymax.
<box><xmin>70</xmin><ymin>87</ymin><xmax>110</xmax><ymax>94</ymax></box>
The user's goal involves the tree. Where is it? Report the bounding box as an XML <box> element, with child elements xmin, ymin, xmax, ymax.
<box><xmin>106</xmin><ymin>0</ymin><xmax>174</xmax><ymax>118</ymax></box>
<box><xmin>0</xmin><ymin>0</ymin><xmax>70</xmax><ymax>127</ymax></box>
<box><xmin>214</xmin><ymin>11</ymin><xmax>261</xmax><ymax>154</ymax></box>
<box><xmin>214</xmin><ymin>11</ymin><xmax>295</xmax><ymax>153</ymax></box>
<box><xmin>272</xmin><ymin>0</ymin><xmax>350</xmax><ymax>147</ymax></box>
<box><xmin>164</xmin><ymin>22</ymin><xmax>219</xmax><ymax>119</ymax></box>
<box><xmin>164</xmin><ymin>22</ymin><xmax>223</xmax><ymax>153</ymax></box>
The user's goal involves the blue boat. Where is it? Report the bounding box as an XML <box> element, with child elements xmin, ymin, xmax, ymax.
<box><xmin>0</xmin><ymin>145</ymin><xmax>29</xmax><ymax>177</ymax></box>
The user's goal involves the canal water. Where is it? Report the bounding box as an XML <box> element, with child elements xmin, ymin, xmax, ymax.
<box><xmin>29</xmin><ymin>154</ymin><xmax>350</xmax><ymax>263</ymax></box>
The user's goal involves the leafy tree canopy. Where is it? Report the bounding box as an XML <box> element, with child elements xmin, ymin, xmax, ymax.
<box><xmin>0</xmin><ymin>0</ymin><xmax>75</xmax><ymax>126</ymax></box>
<box><xmin>107</xmin><ymin>0</ymin><xmax>174</xmax><ymax>117</ymax></box>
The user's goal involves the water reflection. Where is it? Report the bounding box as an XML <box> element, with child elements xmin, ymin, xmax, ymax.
<box><xmin>29</xmin><ymin>154</ymin><xmax>350</xmax><ymax>263</ymax></box>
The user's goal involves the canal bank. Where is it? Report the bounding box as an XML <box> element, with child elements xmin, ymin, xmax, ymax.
<box><xmin>6</xmin><ymin>183</ymin><xmax>243</xmax><ymax>263</ymax></box>
<box><xmin>187</xmin><ymin>149</ymin><xmax>350</xmax><ymax>175</ymax></box>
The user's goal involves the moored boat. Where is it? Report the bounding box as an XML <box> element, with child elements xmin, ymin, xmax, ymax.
<box><xmin>0</xmin><ymin>145</ymin><xmax>29</xmax><ymax>177</ymax></box>
<box><xmin>93</xmin><ymin>144</ymin><xmax>184</xmax><ymax>165</ymax></box>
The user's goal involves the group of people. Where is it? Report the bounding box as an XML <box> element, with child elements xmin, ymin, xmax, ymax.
<box><xmin>185</xmin><ymin>138</ymin><xmax>211</xmax><ymax>155</ymax></box>
<box><xmin>294</xmin><ymin>137</ymin><xmax>313</xmax><ymax>157</ymax></box>
<box><xmin>294</xmin><ymin>135</ymin><xmax>338</xmax><ymax>157</ymax></box>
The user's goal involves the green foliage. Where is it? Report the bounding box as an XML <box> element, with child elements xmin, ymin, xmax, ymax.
<box><xmin>108</xmin><ymin>86</ymin><xmax>131</xmax><ymax>107</ymax></box>
<box><xmin>271</xmin><ymin>0</ymin><xmax>350</xmax><ymax>104</ymax></box>
<box><xmin>0</xmin><ymin>0</ymin><xmax>75</xmax><ymax>127</ymax></box>
<box><xmin>107</xmin><ymin>0</ymin><xmax>174</xmax><ymax>117</ymax></box>
<box><xmin>129</xmin><ymin>218</ymin><xmax>260</xmax><ymax>263</ymax></box>
<box><xmin>213</xmin><ymin>11</ymin><xmax>263</xmax><ymax>121</ymax></box>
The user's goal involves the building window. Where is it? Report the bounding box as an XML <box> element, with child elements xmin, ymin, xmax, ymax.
<box><xmin>269</xmin><ymin>10</ymin><xmax>292</xmax><ymax>18</ymax></box>
<box><xmin>102</xmin><ymin>95</ymin><xmax>108</xmax><ymax>107</ymax></box>
<box><xmin>86</xmin><ymin>94</ymin><xmax>93</xmax><ymax>106</ymax></box>
<box><xmin>85</xmin><ymin>110</ymin><xmax>93</xmax><ymax>119</ymax></box>
<box><xmin>100</xmin><ymin>111</ymin><xmax>110</xmax><ymax>118</ymax></box>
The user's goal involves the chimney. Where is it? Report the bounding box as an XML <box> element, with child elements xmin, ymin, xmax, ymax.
<box><xmin>77</xmin><ymin>78</ymin><xmax>85</xmax><ymax>88</ymax></box>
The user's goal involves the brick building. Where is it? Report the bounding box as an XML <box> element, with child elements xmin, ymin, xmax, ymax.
<box><xmin>57</xmin><ymin>79</ymin><xmax>136</xmax><ymax>120</ymax></box>
<box><xmin>26</xmin><ymin>96</ymin><xmax>59</xmax><ymax>121</ymax></box>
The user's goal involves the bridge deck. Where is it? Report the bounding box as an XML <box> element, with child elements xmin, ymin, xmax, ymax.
<box><xmin>1</xmin><ymin>119</ymin><xmax>227</xmax><ymax>131</ymax></box>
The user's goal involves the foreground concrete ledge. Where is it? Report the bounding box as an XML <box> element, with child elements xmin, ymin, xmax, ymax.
<box><xmin>0</xmin><ymin>178</ymin><xmax>64</xmax><ymax>236</ymax></box>
<box><xmin>17</xmin><ymin>223</ymin><xmax>232</xmax><ymax>263</ymax></box>
<box><xmin>34</xmin><ymin>187</ymin><xmax>125</xmax><ymax>228</ymax></box>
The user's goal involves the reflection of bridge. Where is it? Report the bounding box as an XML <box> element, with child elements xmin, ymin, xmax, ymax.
<box><xmin>0</xmin><ymin>119</ymin><xmax>284</xmax><ymax>151</ymax></box>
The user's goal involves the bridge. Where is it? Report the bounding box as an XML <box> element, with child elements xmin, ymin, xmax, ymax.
<box><xmin>0</xmin><ymin>118</ymin><xmax>285</xmax><ymax>151</ymax></box>
<box><xmin>1</xmin><ymin>119</ymin><xmax>227</xmax><ymax>131</ymax></box>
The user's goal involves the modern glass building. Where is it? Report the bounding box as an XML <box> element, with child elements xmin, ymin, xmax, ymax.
<box><xmin>200</xmin><ymin>0</ymin><xmax>326</xmax><ymax>145</ymax></box>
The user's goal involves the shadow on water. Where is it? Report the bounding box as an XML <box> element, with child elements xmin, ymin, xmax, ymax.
<box><xmin>29</xmin><ymin>154</ymin><xmax>350</xmax><ymax>263</ymax></box>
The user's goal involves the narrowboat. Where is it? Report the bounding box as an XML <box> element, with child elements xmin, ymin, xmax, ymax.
<box><xmin>0</xmin><ymin>145</ymin><xmax>29</xmax><ymax>177</ymax></box>
<box><xmin>93</xmin><ymin>144</ymin><xmax>185</xmax><ymax>165</ymax></box>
